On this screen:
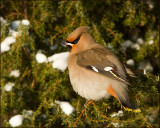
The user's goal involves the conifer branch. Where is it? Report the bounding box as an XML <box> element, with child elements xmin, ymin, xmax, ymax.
<box><xmin>73</xmin><ymin>100</ymin><xmax>94</xmax><ymax>128</ymax></box>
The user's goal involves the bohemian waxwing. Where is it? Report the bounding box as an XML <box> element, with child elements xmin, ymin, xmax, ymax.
<box><xmin>66</xmin><ymin>26</ymin><xmax>141</xmax><ymax>112</ymax></box>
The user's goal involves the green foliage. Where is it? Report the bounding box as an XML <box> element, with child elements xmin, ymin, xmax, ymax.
<box><xmin>0</xmin><ymin>0</ymin><xmax>159</xmax><ymax>127</ymax></box>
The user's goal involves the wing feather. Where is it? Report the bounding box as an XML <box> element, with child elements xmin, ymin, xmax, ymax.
<box><xmin>76</xmin><ymin>47</ymin><xmax>131</xmax><ymax>85</ymax></box>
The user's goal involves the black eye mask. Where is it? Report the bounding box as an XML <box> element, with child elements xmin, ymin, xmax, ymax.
<box><xmin>72</xmin><ymin>36</ymin><xmax>80</xmax><ymax>44</ymax></box>
<box><xmin>66</xmin><ymin>36</ymin><xmax>81</xmax><ymax>51</ymax></box>
<box><xmin>67</xmin><ymin>45</ymin><xmax>72</xmax><ymax>51</ymax></box>
<box><xmin>66</xmin><ymin>35</ymin><xmax>81</xmax><ymax>44</ymax></box>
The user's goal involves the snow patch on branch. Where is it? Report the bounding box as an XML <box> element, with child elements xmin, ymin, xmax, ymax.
<box><xmin>9</xmin><ymin>114</ymin><xmax>23</xmax><ymax>127</ymax></box>
<box><xmin>22</xmin><ymin>19</ymin><xmax>30</xmax><ymax>26</ymax></box>
<box><xmin>48</xmin><ymin>52</ymin><xmax>69</xmax><ymax>72</ymax></box>
<box><xmin>36</xmin><ymin>50</ymin><xmax>48</xmax><ymax>63</ymax></box>
<box><xmin>9</xmin><ymin>70</ymin><xmax>20</xmax><ymax>77</ymax></box>
<box><xmin>110</xmin><ymin>110</ymin><xmax>123</xmax><ymax>117</ymax></box>
<box><xmin>55</xmin><ymin>100</ymin><xmax>74</xmax><ymax>116</ymax></box>
<box><xmin>4</xmin><ymin>82</ymin><xmax>15</xmax><ymax>92</ymax></box>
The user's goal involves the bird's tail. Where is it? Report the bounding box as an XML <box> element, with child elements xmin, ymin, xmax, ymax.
<box><xmin>107</xmin><ymin>85</ymin><xmax>141</xmax><ymax>112</ymax></box>
<box><xmin>116</xmin><ymin>92</ymin><xmax>141</xmax><ymax>113</ymax></box>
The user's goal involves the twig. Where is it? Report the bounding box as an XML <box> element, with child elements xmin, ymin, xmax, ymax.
<box><xmin>106</xmin><ymin>27</ymin><xmax>118</xmax><ymax>41</ymax></box>
<box><xmin>140</xmin><ymin>113</ymin><xmax>153</xmax><ymax>128</ymax></box>
<box><xmin>22</xmin><ymin>46</ymin><xmax>30</xmax><ymax>58</ymax></box>
<box><xmin>6</xmin><ymin>12</ymin><xmax>22</xmax><ymax>21</ymax></box>
<box><xmin>18</xmin><ymin>67</ymin><xmax>29</xmax><ymax>83</ymax></box>
<box><xmin>92</xmin><ymin>102</ymin><xmax>109</xmax><ymax>120</ymax></box>
<box><xmin>24</xmin><ymin>0</ymin><xmax>28</xmax><ymax>19</ymax></box>
<box><xmin>50</xmin><ymin>26</ymin><xmax>68</xmax><ymax>45</ymax></box>
<box><xmin>73</xmin><ymin>100</ymin><xmax>94</xmax><ymax>128</ymax></box>
<box><xmin>10</xmin><ymin>1</ymin><xmax>21</xmax><ymax>15</ymax></box>
<box><xmin>31</xmin><ymin>80</ymin><xmax>35</xmax><ymax>88</ymax></box>
<box><xmin>50</xmin><ymin>13</ymin><xmax>78</xmax><ymax>45</ymax></box>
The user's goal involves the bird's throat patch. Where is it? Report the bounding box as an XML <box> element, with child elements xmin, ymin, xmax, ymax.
<box><xmin>71</xmin><ymin>44</ymin><xmax>76</xmax><ymax>51</ymax></box>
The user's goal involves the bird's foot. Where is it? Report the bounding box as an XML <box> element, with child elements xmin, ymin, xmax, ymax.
<box><xmin>84</xmin><ymin>100</ymin><xmax>94</xmax><ymax>107</ymax></box>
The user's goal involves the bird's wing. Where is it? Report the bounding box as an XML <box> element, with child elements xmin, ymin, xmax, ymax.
<box><xmin>76</xmin><ymin>47</ymin><xmax>131</xmax><ymax>85</ymax></box>
<box><xmin>124</xmin><ymin>65</ymin><xmax>137</xmax><ymax>77</ymax></box>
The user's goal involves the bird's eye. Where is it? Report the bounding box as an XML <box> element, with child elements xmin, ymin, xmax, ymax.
<box><xmin>72</xmin><ymin>36</ymin><xmax>80</xmax><ymax>44</ymax></box>
<box><xmin>67</xmin><ymin>45</ymin><xmax>72</xmax><ymax>51</ymax></box>
<box><xmin>65</xmin><ymin>35</ymin><xmax>81</xmax><ymax>51</ymax></box>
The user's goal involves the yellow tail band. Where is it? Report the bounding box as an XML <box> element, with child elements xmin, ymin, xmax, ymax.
<box><xmin>123</xmin><ymin>106</ymin><xmax>141</xmax><ymax>113</ymax></box>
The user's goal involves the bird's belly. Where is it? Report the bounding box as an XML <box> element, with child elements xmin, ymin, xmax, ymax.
<box><xmin>69</xmin><ymin>67</ymin><xmax>111</xmax><ymax>100</ymax></box>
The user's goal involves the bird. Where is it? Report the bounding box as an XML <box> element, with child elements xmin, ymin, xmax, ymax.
<box><xmin>65</xmin><ymin>26</ymin><xmax>141</xmax><ymax>112</ymax></box>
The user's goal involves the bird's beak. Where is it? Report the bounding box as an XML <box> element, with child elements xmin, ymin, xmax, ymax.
<box><xmin>61</xmin><ymin>41</ymin><xmax>67</xmax><ymax>47</ymax></box>
<box><xmin>64</xmin><ymin>41</ymin><xmax>73</xmax><ymax>51</ymax></box>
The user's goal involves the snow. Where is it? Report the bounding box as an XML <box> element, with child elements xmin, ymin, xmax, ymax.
<box><xmin>55</xmin><ymin>100</ymin><xmax>74</xmax><ymax>116</ymax></box>
<box><xmin>9</xmin><ymin>29</ymin><xmax>19</xmax><ymax>38</ymax></box>
<box><xmin>138</xmin><ymin>61</ymin><xmax>153</xmax><ymax>72</ymax></box>
<box><xmin>41</xmin><ymin>114</ymin><xmax>47</xmax><ymax>119</ymax></box>
<box><xmin>36</xmin><ymin>50</ymin><xmax>48</xmax><ymax>63</ymax></box>
<box><xmin>1</xmin><ymin>42</ymin><xmax>10</xmax><ymax>53</ymax></box>
<box><xmin>2</xmin><ymin>36</ymin><xmax>16</xmax><ymax>45</ymax></box>
<box><xmin>111</xmin><ymin>110</ymin><xmax>123</xmax><ymax>117</ymax></box>
<box><xmin>107</xmin><ymin>44</ymin><xmax>114</xmax><ymax>51</ymax></box>
<box><xmin>9</xmin><ymin>114</ymin><xmax>23</xmax><ymax>127</ymax></box>
<box><xmin>122</xmin><ymin>40</ymin><xmax>133</xmax><ymax>48</ymax></box>
<box><xmin>1</xmin><ymin>36</ymin><xmax>16</xmax><ymax>53</ymax></box>
<box><xmin>111</xmin><ymin>123</ymin><xmax>120</xmax><ymax>127</ymax></box>
<box><xmin>9</xmin><ymin>70</ymin><xmax>20</xmax><ymax>77</ymax></box>
<box><xmin>1</xmin><ymin>19</ymin><xmax>31</xmax><ymax>54</ymax></box>
<box><xmin>11</xmin><ymin>20</ymin><xmax>30</xmax><ymax>31</ymax></box>
<box><xmin>121</xmin><ymin>40</ymin><xmax>134</xmax><ymax>51</ymax></box>
<box><xmin>25</xmin><ymin>110</ymin><xmax>33</xmax><ymax>116</ymax></box>
<box><xmin>122</xmin><ymin>39</ymin><xmax>142</xmax><ymax>51</ymax></box>
<box><xmin>23</xmin><ymin>110</ymin><xmax>34</xmax><ymax>118</ymax></box>
<box><xmin>4</xmin><ymin>82</ymin><xmax>15</xmax><ymax>92</ymax></box>
<box><xmin>11</xmin><ymin>20</ymin><xmax>21</xmax><ymax>30</ymax></box>
<box><xmin>48</xmin><ymin>52</ymin><xmax>69</xmax><ymax>72</ymax></box>
<box><xmin>146</xmin><ymin>0</ymin><xmax>154</xmax><ymax>10</ymax></box>
<box><xmin>137</xmin><ymin>38</ymin><xmax>144</xmax><ymax>45</ymax></box>
<box><xmin>111</xmin><ymin>113</ymin><xmax>117</xmax><ymax>118</ymax></box>
<box><xmin>131</xmin><ymin>43</ymin><xmax>140</xmax><ymax>50</ymax></box>
<box><xmin>111</xmin><ymin>123</ymin><xmax>119</xmax><ymax>127</ymax></box>
<box><xmin>22</xmin><ymin>19</ymin><xmax>30</xmax><ymax>26</ymax></box>
<box><xmin>50</xmin><ymin>44</ymin><xmax>58</xmax><ymax>51</ymax></box>
<box><xmin>0</xmin><ymin>16</ymin><xmax>7</xmax><ymax>26</ymax></box>
<box><xmin>148</xmin><ymin>40</ymin><xmax>154</xmax><ymax>45</ymax></box>
<box><xmin>126</xmin><ymin>59</ymin><xmax>135</xmax><ymax>66</ymax></box>
<box><xmin>118</xmin><ymin>110</ymin><xmax>123</xmax><ymax>115</ymax></box>
<box><xmin>144</xmin><ymin>69</ymin><xmax>146</xmax><ymax>75</ymax></box>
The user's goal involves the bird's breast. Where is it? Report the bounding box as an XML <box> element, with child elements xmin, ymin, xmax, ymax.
<box><xmin>68</xmin><ymin>55</ymin><xmax>113</xmax><ymax>100</ymax></box>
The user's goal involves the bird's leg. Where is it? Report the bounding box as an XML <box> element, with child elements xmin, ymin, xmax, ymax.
<box><xmin>92</xmin><ymin>101</ymin><xmax>109</xmax><ymax>120</ymax></box>
<box><xmin>84</xmin><ymin>100</ymin><xmax>94</xmax><ymax>107</ymax></box>
<box><xmin>73</xmin><ymin>100</ymin><xmax>94</xmax><ymax>128</ymax></box>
